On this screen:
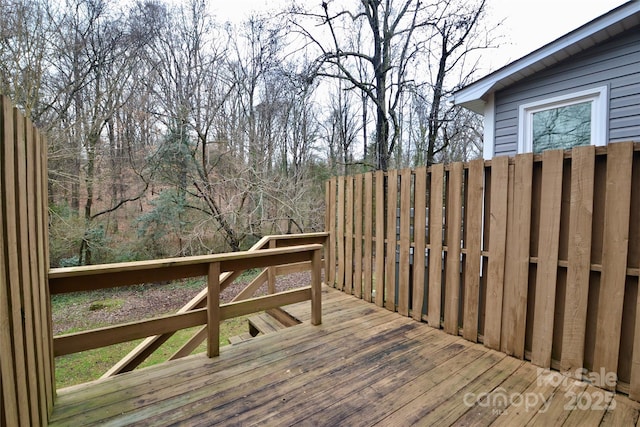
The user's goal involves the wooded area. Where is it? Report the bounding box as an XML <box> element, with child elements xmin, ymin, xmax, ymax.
<box><xmin>326</xmin><ymin>142</ymin><xmax>640</xmax><ymax>399</ymax></box>
<box><xmin>0</xmin><ymin>0</ymin><xmax>494</xmax><ymax>267</ymax></box>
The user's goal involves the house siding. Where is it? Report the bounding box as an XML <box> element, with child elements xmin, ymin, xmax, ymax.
<box><xmin>493</xmin><ymin>26</ymin><xmax>640</xmax><ymax>156</ymax></box>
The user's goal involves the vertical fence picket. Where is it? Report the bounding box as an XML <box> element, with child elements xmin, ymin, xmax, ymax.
<box><xmin>501</xmin><ymin>153</ymin><xmax>533</xmax><ymax>358</ymax></box>
<box><xmin>345</xmin><ymin>176</ymin><xmax>354</xmax><ymax>295</ymax></box>
<box><xmin>593</xmin><ymin>142</ymin><xmax>634</xmax><ymax>388</ymax></box>
<box><xmin>398</xmin><ymin>169</ymin><xmax>412</xmax><ymax>316</ymax></box>
<box><xmin>531</xmin><ymin>150</ymin><xmax>564</xmax><ymax>368</ymax></box>
<box><xmin>328</xmin><ymin>179</ymin><xmax>337</xmax><ymax>286</ymax></box>
<box><xmin>354</xmin><ymin>175</ymin><xmax>363</xmax><ymax>299</ymax></box>
<box><xmin>0</xmin><ymin>101</ymin><xmax>19</xmax><ymax>427</ymax></box>
<box><xmin>363</xmin><ymin>173</ymin><xmax>373</xmax><ymax>302</ymax></box>
<box><xmin>336</xmin><ymin>178</ymin><xmax>345</xmax><ymax>290</ymax></box>
<box><xmin>484</xmin><ymin>155</ymin><xmax>509</xmax><ymax>350</ymax></box>
<box><xmin>462</xmin><ymin>159</ymin><xmax>484</xmax><ymax>342</ymax></box>
<box><xmin>561</xmin><ymin>146</ymin><xmax>595</xmax><ymax>375</ymax></box>
<box><xmin>375</xmin><ymin>171</ymin><xmax>385</xmax><ymax>307</ymax></box>
<box><xmin>412</xmin><ymin>167</ymin><xmax>427</xmax><ymax>322</ymax></box>
<box><xmin>428</xmin><ymin>164</ymin><xmax>444</xmax><ymax>328</ymax></box>
<box><xmin>444</xmin><ymin>163</ymin><xmax>463</xmax><ymax>335</ymax></box>
<box><xmin>385</xmin><ymin>170</ymin><xmax>398</xmax><ymax>311</ymax></box>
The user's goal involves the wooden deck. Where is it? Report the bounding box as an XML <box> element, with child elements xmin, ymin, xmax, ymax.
<box><xmin>50</xmin><ymin>286</ymin><xmax>640</xmax><ymax>426</ymax></box>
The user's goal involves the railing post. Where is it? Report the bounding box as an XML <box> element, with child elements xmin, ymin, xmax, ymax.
<box><xmin>207</xmin><ymin>262</ymin><xmax>221</xmax><ymax>357</ymax></box>
<box><xmin>268</xmin><ymin>239</ymin><xmax>276</xmax><ymax>294</ymax></box>
<box><xmin>311</xmin><ymin>248</ymin><xmax>322</xmax><ymax>326</ymax></box>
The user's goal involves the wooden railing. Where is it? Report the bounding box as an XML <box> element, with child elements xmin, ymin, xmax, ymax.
<box><xmin>326</xmin><ymin>142</ymin><xmax>640</xmax><ymax>400</ymax></box>
<box><xmin>92</xmin><ymin>232</ymin><xmax>328</xmax><ymax>377</ymax></box>
<box><xmin>49</xmin><ymin>242</ymin><xmax>324</xmax><ymax>360</ymax></box>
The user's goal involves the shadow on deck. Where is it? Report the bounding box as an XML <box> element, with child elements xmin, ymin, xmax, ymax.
<box><xmin>50</xmin><ymin>286</ymin><xmax>640</xmax><ymax>426</ymax></box>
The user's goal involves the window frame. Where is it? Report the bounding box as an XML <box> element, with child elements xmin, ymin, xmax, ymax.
<box><xmin>517</xmin><ymin>86</ymin><xmax>609</xmax><ymax>154</ymax></box>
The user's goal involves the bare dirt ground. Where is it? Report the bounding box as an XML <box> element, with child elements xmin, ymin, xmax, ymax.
<box><xmin>52</xmin><ymin>271</ymin><xmax>312</xmax><ymax>335</ymax></box>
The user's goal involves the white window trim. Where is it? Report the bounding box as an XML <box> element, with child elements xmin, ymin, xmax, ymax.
<box><xmin>517</xmin><ymin>86</ymin><xmax>609</xmax><ymax>154</ymax></box>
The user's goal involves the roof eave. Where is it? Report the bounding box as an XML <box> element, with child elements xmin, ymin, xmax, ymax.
<box><xmin>453</xmin><ymin>1</ymin><xmax>640</xmax><ymax>111</ymax></box>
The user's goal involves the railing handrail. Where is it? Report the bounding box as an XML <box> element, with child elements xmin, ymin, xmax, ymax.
<box><xmin>78</xmin><ymin>232</ymin><xmax>328</xmax><ymax>378</ymax></box>
<box><xmin>49</xmin><ymin>243</ymin><xmax>324</xmax><ymax>294</ymax></box>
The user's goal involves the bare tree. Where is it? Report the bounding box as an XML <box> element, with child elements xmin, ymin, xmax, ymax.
<box><xmin>292</xmin><ymin>0</ymin><xmax>497</xmax><ymax>169</ymax></box>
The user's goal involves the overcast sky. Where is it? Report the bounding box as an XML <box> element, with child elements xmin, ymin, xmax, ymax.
<box><xmin>210</xmin><ymin>0</ymin><xmax>630</xmax><ymax>74</ymax></box>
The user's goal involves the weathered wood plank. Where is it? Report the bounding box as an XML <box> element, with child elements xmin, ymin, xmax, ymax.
<box><xmin>363</xmin><ymin>173</ymin><xmax>373</xmax><ymax>302</ymax></box>
<box><xmin>345</xmin><ymin>176</ymin><xmax>354</xmax><ymax>294</ymax></box>
<box><xmin>462</xmin><ymin>159</ymin><xmax>484</xmax><ymax>342</ymax></box>
<box><xmin>428</xmin><ymin>163</ymin><xmax>444</xmax><ymax>328</ymax></box>
<box><xmin>55</xmin><ymin>309</ymin><xmax>208</xmax><ymax>357</ymax></box>
<box><xmin>501</xmin><ymin>153</ymin><xmax>533</xmax><ymax>358</ymax></box>
<box><xmin>385</xmin><ymin>169</ymin><xmax>398</xmax><ymax>311</ymax></box>
<box><xmin>207</xmin><ymin>262</ymin><xmax>220</xmax><ymax>357</ymax></box>
<box><xmin>336</xmin><ymin>177</ymin><xmax>345</xmax><ymax>290</ymax></box>
<box><xmin>267</xmin><ymin>240</ymin><xmax>276</xmax><ymax>294</ymax></box>
<box><xmin>353</xmin><ymin>174</ymin><xmax>363</xmax><ymax>299</ymax></box>
<box><xmin>531</xmin><ymin>149</ymin><xmax>564</xmax><ymax>368</ymax></box>
<box><xmin>0</xmin><ymin>99</ymin><xmax>19</xmax><ymax>427</ymax></box>
<box><xmin>444</xmin><ymin>162</ymin><xmax>463</xmax><ymax>335</ymax></box>
<box><xmin>484</xmin><ymin>155</ymin><xmax>509</xmax><ymax>350</ymax></box>
<box><xmin>49</xmin><ymin>244</ymin><xmax>321</xmax><ymax>293</ymax></box>
<box><xmin>220</xmin><ymin>287</ymin><xmax>312</xmax><ymax>320</ymax></box>
<box><xmin>594</xmin><ymin>141</ymin><xmax>634</xmax><ymax>388</ymax></box>
<box><xmin>412</xmin><ymin>167</ymin><xmax>427</xmax><ymax>321</ymax></box>
<box><xmin>375</xmin><ymin>171</ymin><xmax>385</xmax><ymax>307</ymax></box>
<box><xmin>14</xmin><ymin>108</ymin><xmax>41</xmax><ymax>426</ymax></box>
<box><xmin>328</xmin><ymin>178</ymin><xmax>337</xmax><ymax>285</ymax></box>
<box><xmin>311</xmin><ymin>250</ymin><xmax>322</xmax><ymax>326</ymax></box>
<box><xmin>1</xmin><ymin>96</ymin><xmax>31</xmax><ymax>426</ymax></box>
<box><xmin>561</xmin><ymin>145</ymin><xmax>595</xmax><ymax>376</ymax></box>
<box><xmin>398</xmin><ymin>169</ymin><xmax>412</xmax><ymax>316</ymax></box>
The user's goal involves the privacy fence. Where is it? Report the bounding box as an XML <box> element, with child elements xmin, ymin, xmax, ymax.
<box><xmin>0</xmin><ymin>95</ymin><xmax>54</xmax><ymax>426</ymax></box>
<box><xmin>325</xmin><ymin>142</ymin><xmax>640</xmax><ymax>400</ymax></box>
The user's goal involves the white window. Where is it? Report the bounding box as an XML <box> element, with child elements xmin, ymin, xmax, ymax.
<box><xmin>518</xmin><ymin>86</ymin><xmax>608</xmax><ymax>154</ymax></box>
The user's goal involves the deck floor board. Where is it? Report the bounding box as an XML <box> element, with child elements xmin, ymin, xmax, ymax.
<box><xmin>50</xmin><ymin>286</ymin><xmax>640</xmax><ymax>426</ymax></box>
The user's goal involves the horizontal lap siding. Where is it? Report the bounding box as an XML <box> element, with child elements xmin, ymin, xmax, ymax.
<box><xmin>493</xmin><ymin>28</ymin><xmax>640</xmax><ymax>156</ymax></box>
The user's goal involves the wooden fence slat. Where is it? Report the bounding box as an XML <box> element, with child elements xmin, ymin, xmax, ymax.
<box><xmin>463</xmin><ymin>159</ymin><xmax>484</xmax><ymax>342</ymax></box>
<box><xmin>35</xmin><ymin>130</ymin><xmax>54</xmax><ymax>412</ymax></box>
<box><xmin>444</xmin><ymin>163</ymin><xmax>463</xmax><ymax>334</ymax></box>
<box><xmin>428</xmin><ymin>164</ymin><xmax>444</xmax><ymax>328</ymax></box>
<box><xmin>560</xmin><ymin>146</ymin><xmax>595</xmax><ymax>375</ymax></box>
<box><xmin>328</xmin><ymin>179</ymin><xmax>337</xmax><ymax>285</ymax></box>
<box><xmin>484</xmin><ymin>155</ymin><xmax>509</xmax><ymax>350</ymax></box>
<box><xmin>593</xmin><ymin>141</ymin><xmax>634</xmax><ymax>388</ymax></box>
<box><xmin>0</xmin><ymin>102</ymin><xmax>19</xmax><ymax>427</ymax></box>
<box><xmin>336</xmin><ymin>177</ymin><xmax>345</xmax><ymax>290</ymax></box>
<box><xmin>375</xmin><ymin>171</ymin><xmax>385</xmax><ymax>307</ymax></box>
<box><xmin>353</xmin><ymin>174</ymin><xmax>363</xmax><ymax>299</ymax></box>
<box><xmin>385</xmin><ymin>170</ymin><xmax>398</xmax><ymax>311</ymax></box>
<box><xmin>531</xmin><ymin>149</ymin><xmax>564</xmax><ymax>368</ymax></box>
<box><xmin>14</xmin><ymin>110</ymin><xmax>40</xmax><ymax>425</ymax></box>
<box><xmin>25</xmin><ymin>122</ymin><xmax>48</xmax><ymax>422</ymax></box>
<box><xmin>363</xmin><ymin>173</ymin><xmax>373</xmax><ymax>302</ymax></box>
<box><xmin>345</xmin><ymin>176</ymin><xmax>354</xmax><ymax>294</ymax></box>
<box><xmin>398</xmin><ymin>169</ymin><xmax>412</xmax><ymax>316</ymax></box>
<box><xmin>412</xmin><ymin>167</ymin><xmax>427</xmax><ymax>321</ymax></box>
<box><xmin>325</xmin><ymin>181</ymin><xmax>331</xmax><ymax>282</ymax></box>
<box><xmin>501</xmin><ymin>153</ymin><xmax>533</xmax><ymax>358</ymax></box>
<box><xmin>1</xmin><ymin>97</ymin><xmax>31</xmax><ymax>426</ymax></box>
